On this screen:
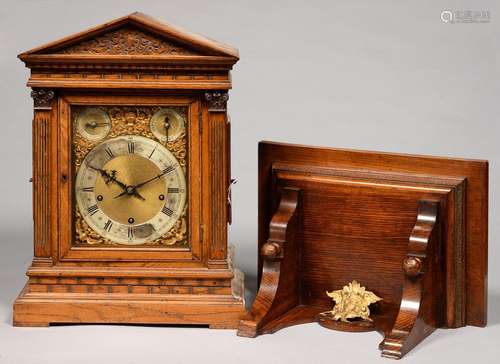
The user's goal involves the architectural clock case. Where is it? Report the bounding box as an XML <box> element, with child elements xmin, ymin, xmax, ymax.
<box><xmin>13</xmin><ymin>12</ymin><xmax>244</xmax><ymax>328</ymax></box>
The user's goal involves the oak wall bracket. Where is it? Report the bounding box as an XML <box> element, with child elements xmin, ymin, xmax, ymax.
<box><xmin>238</xmin><ymin>141</ymin><xmax>488</xmax><ymax>360</ymax></box>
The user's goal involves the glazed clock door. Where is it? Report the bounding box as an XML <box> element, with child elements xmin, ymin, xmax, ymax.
<box><xmin>58</xmin><ymin>95</ymin><xmax>202</xmax><ymax>263</ymax></box>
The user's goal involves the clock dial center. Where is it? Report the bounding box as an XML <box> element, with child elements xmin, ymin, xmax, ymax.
<box><xmin>95</xmin><ymin>154</ymin><xmax>165</xmax><ymax>225</ymax></box>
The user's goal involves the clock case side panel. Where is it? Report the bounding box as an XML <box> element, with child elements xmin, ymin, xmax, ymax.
<box><xmin>30</xmin><ymin>90</ymin><xmax>58</xmax><ymax>268</ymax></box>
<box><xmin>202</xmin><ymin>91</ymin><xmax>232</xmax><ymax>269</ymax></box>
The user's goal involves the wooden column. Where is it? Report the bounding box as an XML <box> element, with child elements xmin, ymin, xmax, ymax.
<box><xmin>205</xmin><ymin>92</ymin><xmax>230</xmax><ymax>268</ymax></box>
<box><xmin>31</xmin><ymin>89</ymin><xmax>54</xmax><ymax>263</ymax></box>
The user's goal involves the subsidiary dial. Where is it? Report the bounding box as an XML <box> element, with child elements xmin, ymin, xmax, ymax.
<box><xmin>150</xmin><ymin>108</ymin><xmax>185</xmax><ymax>143</ymax></box>
<box><xmin>75</xmin><ymin>107</ymin><xmax>111</xmax><ymax>141</ymax></box>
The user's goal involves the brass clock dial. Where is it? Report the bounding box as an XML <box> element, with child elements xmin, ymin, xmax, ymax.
<box><xmin>76</xmin><ymin>107</ymin><xmax>111</xmax><ymax>141</ymax></box>
<box><xmin>150</xmin><ymin>108</ymin><xmax>185</xmax><ymax>142</ymax></box>
<box><xmin>75</xmin><ymin>135</ymin><xmax>187</xmax><ymax>245</ymax></box>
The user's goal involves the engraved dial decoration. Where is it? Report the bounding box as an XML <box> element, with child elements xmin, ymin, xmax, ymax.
<box><xmin>150</xmin><ymin>108</ymin><xmax>185</xmax><ymax>143</ymax></box>
<box><xmin>76</xmin><ymin>135</ymin><xmax>186</xmax><ymax>245</ymax></box>
<box><xmin>76</xmin><ymin>107</ymin><xmax>111</xmax><ymax>141</ymax></box>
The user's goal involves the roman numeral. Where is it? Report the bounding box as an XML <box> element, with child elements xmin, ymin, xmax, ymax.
<box><xmin>81</xmin><ymin>186</ymin><xmax>94</xmax><ymax>192</ymax></box>
<box><xmin>162</xmin><ymin>165</ymin><xmax>176</xmax><ymax>175</ymax></box>
<box><xmin>104</xmin><ymin>147</ymin><xmax>114</xmax><ymax>159</ymax></box>
<box><xmin>148</xmin><ymin>147</ymin><xmax>156</xmax><ymax>159</ymax></box>
<box><xmin>104</xmin><ymin>219</ymin><xmax>113</xmax><ymax>232</ymax></box>
<box><xmin>128</xmin><ymin>141</ymin><xmax>135</xmax><ymax>154</ymax></box>
<box><xmin>87</xmin><ymin>204</ymin><xmax>99</xmax><ymax>216</ymax></box>
<box><xmin>161</xmin><ymin>206</ymin><xmax>174</xmax><ymax>217</ymax></box>
<box><xmin>128</xmin><ymin>226</ymin><xmax>134</xmax><ymax>239</ymax></box>
<box><xmin>168</xmin><ymin>187</ymin><xmax>180</xmax><ymax>193</ymax></box>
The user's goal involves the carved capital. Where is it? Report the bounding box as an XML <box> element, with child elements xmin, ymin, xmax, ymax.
<box><xmin>31</xmin><ymin>89</ymin><xmax>55</xmax><ymax>110</ymax></box>
<box><xmin>205</xmin><ymin>91</ymin><xmax>228</xmax><ymax>112</ymax></box>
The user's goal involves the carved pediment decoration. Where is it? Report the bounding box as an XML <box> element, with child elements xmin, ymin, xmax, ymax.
<box><xmin>56</xmin><ymin>27</ymin><xmax>197</xmax><ymax>56</ymax></box>
<box><xmin>18</xmin><ymin>12</ymin><xmax>239</xmax><ymax>89</ymax></box>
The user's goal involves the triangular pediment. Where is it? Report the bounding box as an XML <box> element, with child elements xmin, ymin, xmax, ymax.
<box><xmin>19</xmin><ymin>12</ymin><xmax>238</xmax><ymax>61</ymax></box>
<box><xmin>55</xmin><ymin>26</ymin><xmax>198</xmax><ymax>56</ymax></box>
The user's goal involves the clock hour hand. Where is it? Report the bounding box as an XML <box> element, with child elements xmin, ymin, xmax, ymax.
<box><xmin>85</xmin><ymin>121</ymin><xmax>109</xmax><ymax>129</ymax></box>
<box><xmin>87</xmin><ymin>164</ymin><xmax>146</xmax><ymax>201</ymax></box>
<box><xmin>87</xmin><ymin>164</ymin><xmax>124</xmax><ymax>188</ymax></box>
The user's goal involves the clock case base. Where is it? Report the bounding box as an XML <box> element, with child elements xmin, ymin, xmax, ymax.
<box><xmin>13</xmin><ymin>252</ymin><xmax>244</xmax><ymax>328</ymax></box>
<box><xmin>13</xmin><ymin>274</ymin><xmax>244</xmax><ymax>329</ymax></box>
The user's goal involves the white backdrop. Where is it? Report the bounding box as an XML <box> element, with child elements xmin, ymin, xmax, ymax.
<box><xmin>0</xmin><ymin>1</ymin><xmax>498</xmax><ymax>363</ymax></box>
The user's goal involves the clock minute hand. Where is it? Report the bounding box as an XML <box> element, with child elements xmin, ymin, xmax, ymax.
<box><xmin>134</xmin><ymin>174</ymin><xmax>162</xmax><ymax>190</ymax></box>
<box><xmin>134</xmin><ymin>165</ymin><xmax>175</xmax><ymax>190</ymax></box>
<box><xmin>113</xmin><ymin>165</ymin><xmax>176</xmax><ymax>200</ymax></box>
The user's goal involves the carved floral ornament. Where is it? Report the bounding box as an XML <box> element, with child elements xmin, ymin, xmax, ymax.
<box><xmin>57</xmin><ymin>27</ymin><xmax>196</xmax><ymax>56</ymax></box>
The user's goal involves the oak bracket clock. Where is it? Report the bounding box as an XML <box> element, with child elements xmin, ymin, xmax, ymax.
<box><xmin>14</xmin><ymin>12</ymin><xmax>244</xmax><ymax>328</ymax></box>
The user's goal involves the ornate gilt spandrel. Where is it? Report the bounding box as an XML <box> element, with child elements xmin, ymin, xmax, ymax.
<box><xmin>71</xmin><ymin>104</ymin><xmax>189</xmax><ymax>248</ymax></box>
<box><xmin>322</xmin><ymin>280</ymin><xmax>382</xmax><ymax>323</ymax></box>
